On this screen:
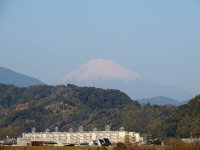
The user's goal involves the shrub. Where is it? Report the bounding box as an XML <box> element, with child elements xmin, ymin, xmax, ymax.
<box><xmin>113</xmin><ymin>143</ymin><xmax>127</xmax><ymax>150</ymax></box>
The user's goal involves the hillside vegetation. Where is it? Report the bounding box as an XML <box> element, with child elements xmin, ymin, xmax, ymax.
<box><xmin>0</xmin><ymin>83</ymin><xmax>199</xmax><ymax>139</ymax></box>
<box><xmin>159</xmin><ymin>95</ymin><xmax>200</xmax><ymax>138</ymax></box>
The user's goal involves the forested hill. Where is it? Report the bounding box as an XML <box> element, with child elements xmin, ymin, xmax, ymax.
<box><xmin>158</xmin><ymin>95</ymin><xmax>200</xmax><ymax>138</ymax></box>
<box><xmin>0</xmin><ymin>83</ymin><xmax>132</xmax><ymax>110</ymax></box>
<box><xmin>0</xmin><ymin>83</ymin><xmax>133</xmax><ymax>138</ymax></box>
<box><xmin>0</xmin><ymin>83</ymin><xmax>199</xmax><ymax>139</ymax></box>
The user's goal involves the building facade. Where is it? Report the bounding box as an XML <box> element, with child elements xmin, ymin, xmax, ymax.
<box><xmin>17</xmin><ymin>128</ymin><xmax>140</xmax><ymax>146</ymax></box>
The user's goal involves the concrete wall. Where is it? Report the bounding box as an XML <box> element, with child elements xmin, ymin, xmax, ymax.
<box><xmin>17</xmin><ymin>138</ymin><xmax>30</xmax><ymax>146</ymax></box>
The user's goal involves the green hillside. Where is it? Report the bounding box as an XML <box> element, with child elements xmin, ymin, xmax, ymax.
<box><xmin>1</xmin><ymin>83</ymin><xmax>198</xmax><ymax>139</ymax></box>
<box><xmin>158</xmin><ymin>95</ymin><xmax>200</xmax><ymax>138</ymax></box>
<box><xmin>0</xmin><ymin>83</ymin><xmax>133</xmax><ymax>138</ymax></box>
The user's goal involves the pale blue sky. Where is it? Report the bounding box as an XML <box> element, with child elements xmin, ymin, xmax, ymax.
<box><xmin>0</xmin><ymin>0</ymin><xmax>200</xmax><ymax>95</ymax></box>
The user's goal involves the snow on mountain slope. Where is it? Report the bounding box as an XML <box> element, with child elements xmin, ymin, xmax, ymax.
<box><xmin>59</xmin><ymin>58</ymin><xmax>143</xmax><ymax>84</ymax></box>
<box><xmin>58</xmin><ymin>58</ymin><xmax>193</xmax><ymax>101</ymax></box>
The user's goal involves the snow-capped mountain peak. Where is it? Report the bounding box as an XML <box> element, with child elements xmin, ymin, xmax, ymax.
<box><xmin>58</xmin><ymin>58</ymin><xmax>143</xmax><ymax>84</ymax></box>
<box><xmin>58</xmin><ymin>58</ymin><xmax>192</xmax><ymax>100</ymax></box>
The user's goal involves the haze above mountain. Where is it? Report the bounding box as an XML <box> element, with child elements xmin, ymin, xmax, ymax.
<box><xmin>139</xmin><ymin>96</ymin><xmax>187</xmax><ymax>106</ymax></box>
<box><xmin>58</xmin><ymin>58</ymin><xmax>193</xmax><ymax>101</ymax></box>
<box><xmin>0</xmin><ymin>66</ymin><xmax>44</xmax><ymax>87</ymax></box>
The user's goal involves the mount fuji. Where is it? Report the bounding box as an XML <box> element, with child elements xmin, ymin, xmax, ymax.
<box><xmin>58</xmin><ymin>58</ymin><xmax>192</xmax><ymax>101</ymax></box>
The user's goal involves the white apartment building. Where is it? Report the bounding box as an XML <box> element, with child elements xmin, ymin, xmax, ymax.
<box><xmin>17</xmin><ymin>126</ymin><xmax>141</xmax><ymax>146</ymax></box>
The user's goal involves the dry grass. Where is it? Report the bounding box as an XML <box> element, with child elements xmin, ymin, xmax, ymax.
<box><xmin>1</xmin><ymin>140</ymin><xmax>200</xmax><ymax>150</ymax></box>
<box><xmin>0</xmin><ymin>146</ymin><xmax>91</xmax><ymax>150</ymax></box>
<box><xmin>0</xmin><ymin>146</ymin><xmax>112</xmax><ymax>150</ymax></box>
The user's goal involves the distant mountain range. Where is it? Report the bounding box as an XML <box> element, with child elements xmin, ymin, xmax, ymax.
<box><xmin>139</xmin><ymin>96</ymin><xmax>187</xmax><ymax>106</ymax></box>
<box><xmin>58</xmin><ymin>58</ymin><xmax>193</xmax><ymax>101</ymax></box>
<box><xmin>0</xmin><ymin>66</ymin><xmax>44</xmax><ymax>87</ymax></box>
<box><xmin>0</xmin><ymin>60</ymin><xmax>193</xmax><ymax>103</ymax></box>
